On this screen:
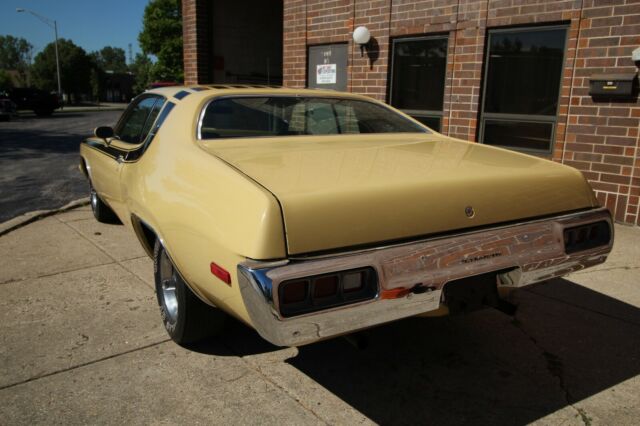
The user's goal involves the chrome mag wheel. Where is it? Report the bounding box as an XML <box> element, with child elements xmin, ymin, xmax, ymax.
<box><xmin>159</xmin><ymin>249</ymin><xmax>179</xmax><ymax>324</ymax></box>
<box><xmin>90</xmin><ymin>188</ymin><xmax>98</xmax><ymax>212</ymax></box>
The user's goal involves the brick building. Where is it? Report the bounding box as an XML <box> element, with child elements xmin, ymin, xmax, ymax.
<box><xmin>182</xmin><ymin>0</ymin><xmax>640</xmax><ymax>226</ymax></box>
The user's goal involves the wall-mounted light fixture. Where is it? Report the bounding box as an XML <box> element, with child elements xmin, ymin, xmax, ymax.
<box><xmin>353</xmin><ymin>26</ymin><xmax>371</xmax><ymax>56</ymax></box>
<box><xmin>632</xmin><ymin>47</ymin><xmax>640</xmax><ymax>67</ymax></box>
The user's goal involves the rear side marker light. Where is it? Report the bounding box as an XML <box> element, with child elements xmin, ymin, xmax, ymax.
<box><xmin>210</xmin><ymin>262</ymin><xmax>231</xmax><ymax>285</ymax></box>
<box><xmin>563</xmin><ymin>221</ymin><xmax>611</xmax><ymax>254</ymax></box>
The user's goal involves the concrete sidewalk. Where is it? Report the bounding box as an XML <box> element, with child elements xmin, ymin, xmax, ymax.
<box><xmin>0</xmin><ymin>207</ymin><xmax>639</xmax><ymax>425</ymax></box>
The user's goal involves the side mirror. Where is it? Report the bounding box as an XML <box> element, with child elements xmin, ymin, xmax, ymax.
<box><xmin>94</xmin><ymin>126</ymin><xmax>114</xmax><ymax>144</ymax></box>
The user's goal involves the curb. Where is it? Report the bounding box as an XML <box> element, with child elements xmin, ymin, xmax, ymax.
<box><xmin>0</xmin><ymin>198</ymin><xmax>90</xmax><ymax>237</ymax></box>
<box><xmin>57</xmin><ymin>107</ymin><xmax>127</xmax><ymax>113</ymax></box>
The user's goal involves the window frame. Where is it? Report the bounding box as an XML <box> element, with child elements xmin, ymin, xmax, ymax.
<box><xmin>478</xmin><ymin>24</ymin><xmax>570</xmax><ymax>155</ymax></box>
<box><xmin>388</xmin><ymin>34</ymin><xmax>449</xmax><ymax>132</ymax></box>
<box><xmin>114</xmin><ymin>94</ymin><xmax>166</xmax><ymax>145</ymax></box>
<box><xmin>196</xmin><ymin>94</ymin><xmax>430</xmax><ymax>140</ymax></box>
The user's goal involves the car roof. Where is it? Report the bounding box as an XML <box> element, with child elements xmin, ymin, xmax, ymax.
<box><xmin>144</xmin><ymin>84</ymin><xmax>375</xmax><ymax>102</ymax></box>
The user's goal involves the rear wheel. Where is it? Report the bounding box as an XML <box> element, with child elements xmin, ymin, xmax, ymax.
<box><xmin>154</xmin><ymin>240</ymin><xmax>226</xmax><ymax>345</ymax></box>
<box><xmin>90</xmin><ymin>186</ymin><xmax>120</xmax><ymax>224</ymax></box>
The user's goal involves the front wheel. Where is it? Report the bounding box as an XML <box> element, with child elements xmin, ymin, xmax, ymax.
<box><xmin>154</xmin><ymin>240</ymin><xmax>226</xmax><ymax>345</ymax></box>
<box><xmin>90</xmin><ymin>186</ymin><xmax>119</xmax><ymax>224</ymax></box>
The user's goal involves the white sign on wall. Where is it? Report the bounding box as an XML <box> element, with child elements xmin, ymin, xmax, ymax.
<box><xmin>316</xmin><ymin>64</ymin><xmax>337</xmax><ymax>84</ymax></box>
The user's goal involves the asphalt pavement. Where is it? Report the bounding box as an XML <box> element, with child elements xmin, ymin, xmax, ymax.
<box><xmin>0</xmin><ymin>110</ymin><xmax>123</xmax><ymax>222</ymax></box>
<box><xmin>0</xmin><ymin>206</ymin><xmax>639</xmax><ymax>425</ymax></box>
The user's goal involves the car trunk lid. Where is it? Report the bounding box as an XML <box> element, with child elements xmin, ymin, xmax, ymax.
<box><xmin>200</xmin><ymin>134</ymin><xmax>597</xmax><ymax>255</ymax></box>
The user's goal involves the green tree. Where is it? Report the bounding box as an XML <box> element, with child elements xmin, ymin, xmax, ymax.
<box><xmin>90</xmin><ymin>46</ymin><xmax>128</xmax><ymax>73</ymax></box>
<box><xmin>0</xmin><ymin>35</ymin><xmax>33</xmax><ymax>85</ymax></box>
<box><xmin>130</xmin><ymin>53</ymin><xmax>153</xmax><ymax>94</ymax></box>
<box><xmin>138</xmin><ymin>0</ymin><xmax>183</xmax><ymax>82</ymax></box>
<box><xmin>89</xmin><ymin>67</ymin><xmax>102</xmax><ymax>102</ymax></box>
<box><xmin>32</xmin><ymin>38</ymin><xmax>92</xmax><ymax>101</ymax></box>
<box><xmin>0</xmin><ymin>69</ymin><xmax>14</xmax><ymax>91</ymax></box>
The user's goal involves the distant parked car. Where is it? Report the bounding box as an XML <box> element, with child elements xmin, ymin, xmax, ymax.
<box><xmin>0</xmin><ymin>94</ymin><xmax>17</xmax><ymax>121</ymax></box>
<box><xmin>9</xmin><ymin>87</ymin><xmax>60</xmax><ymax>117</ymax></box>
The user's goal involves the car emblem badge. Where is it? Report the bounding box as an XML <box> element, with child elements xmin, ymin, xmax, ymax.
<box><xmin>465</xmin><ymin>206</ymin><xmax>475</xmax><ymax>218</ymax></box>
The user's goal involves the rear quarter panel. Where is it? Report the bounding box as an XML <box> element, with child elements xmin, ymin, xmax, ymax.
<box><xmin>121</xmin><ymin>95</ymin><xmax>286</xmax><ymax>324</ymax></box>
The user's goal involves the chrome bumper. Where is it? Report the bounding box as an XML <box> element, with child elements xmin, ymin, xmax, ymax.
<box><xmin>238</xmin><ymin>208</ymin><xmax>613</xmax><ymax>347</ymax></box>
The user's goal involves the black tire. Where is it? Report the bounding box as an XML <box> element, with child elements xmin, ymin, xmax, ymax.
<box><xmin>154</xmin><ymin>240</ymin><xmax>226</xmax><ymax>345</ymax></box>
<box><xmin>90</xmin><ymin>186</ymin><xmax>120</xmax><ymax>224</ymax></box>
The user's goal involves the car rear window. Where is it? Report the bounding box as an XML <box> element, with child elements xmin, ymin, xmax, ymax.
<box><xmin>199</xmin><ymin>96</ymin><xmax>428</xmax><ymax>139</ymax></box>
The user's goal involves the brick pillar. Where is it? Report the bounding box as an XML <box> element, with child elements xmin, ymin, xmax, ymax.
<box><xmin>182</xmin><ymin>0</ymin><xmax>211</xmax><ymax>85</ymax></box>
<box><xmin>283</xmin><ymin>0</ymin><xmax>307</xmax><ymax>88</ymax></box>
<box><xmin>446</xmin><ymin>0</ymin><xmax>488</xmax><ymax>142</ymax></box>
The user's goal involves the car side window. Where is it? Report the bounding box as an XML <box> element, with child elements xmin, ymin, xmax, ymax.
<box><xmin>139</xmin><ymin>98</ymin><xmax>165</xmax><ymax>142</ymax></box>
<box><xmin>116</xmin><ymin>96</ymin><xmax>164</xmax><ymax>144</ymax></box>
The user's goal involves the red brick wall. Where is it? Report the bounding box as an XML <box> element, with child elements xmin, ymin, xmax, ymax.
<box><xmin>281</xmin><ymin>0</ymin><xmax>640</xmax><ymax>225</ymax></box>
<box><xmin>564</xmin><ymin>0</ymin><xmax>640</xmax><ymax>225</ymax></box>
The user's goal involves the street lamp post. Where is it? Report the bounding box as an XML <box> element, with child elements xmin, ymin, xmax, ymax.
<box><xmin>16</xmin><ymin>8</ymin><xmax>63</xmax><ymax>104</ymax></box>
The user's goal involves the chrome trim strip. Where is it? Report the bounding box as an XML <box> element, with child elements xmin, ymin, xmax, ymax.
<box><xmin>287</xmin><ymin>207</ymin><xmax>601</xmax><ymax>260</ymax></box>
<box><xmin>238</xmin><ymin>208</ymin><xmax>613</xmax><ymax>347</ymax></box>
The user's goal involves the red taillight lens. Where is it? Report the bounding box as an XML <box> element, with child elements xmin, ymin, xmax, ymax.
<box><xmin>342</xmin><ymin>271</ymin><xmax>364</xmax><ymax>293</ymax></box>
<box><xmin>278</xmin><ymin>267</ymin><xmax>377</xmax><ymax>317</ymax></box>
<box><xmin>313</xmin><ymin>275</ymin><xmax>339</xmax><ymax>298</ymax></box>
<box><xmin>210</xmin><ymin>262</ymin><xmax>231</xmax><ymax>285</ymax></box>
<box><xmin>282</xmin><ymin>280</ymin><xmax>308</xmax><ymax>304</ymax></box>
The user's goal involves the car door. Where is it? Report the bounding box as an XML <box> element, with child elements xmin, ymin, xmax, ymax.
<box><xmin>89</xmin><ymin>95</ymin><xmax>164</xmax><ymax>218</ymax></box>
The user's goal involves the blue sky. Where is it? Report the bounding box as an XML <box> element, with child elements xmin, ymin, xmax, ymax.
<box><xmin>1</xmin><ymin>0</ymin><xmax>149</xmax><ymax>62</ymax></box>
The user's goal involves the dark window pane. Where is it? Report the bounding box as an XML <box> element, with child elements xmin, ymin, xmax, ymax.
<box><xmin>484</xmin><ymin>28</ymin><xmax>566</xmax><ymax>115</ymax></box>
<box><xmin>483</xmin><ymin>120</ymin><xmax>553</xmax><ymax>152</ymax></box>
<box><xmin>412</xmin><ymin>115</ymin><xmax>441</xmax><ymax>132</ymax></box>
<box><xmin>116</xmin><ymin>97</ymin><xmax>160</xmax><ymax>143</ymax></box>
<box><xmin>140</xmin><ymin>99</ymin><xmax>165</xmax><ymax>141</ymax></box>
<box><xmin>391</xmin><ymin>37</ymin><xmax>448</xmax><ymax>112</ymax></box>
<box><xmin>200</xmin><ymin>97</ymin><xmax>427</xmax><ymax>139</ymax></box>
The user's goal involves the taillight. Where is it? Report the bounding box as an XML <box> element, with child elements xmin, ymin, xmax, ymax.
<box><xmin>342</xmin><ymin>271</ymin><xmax>364</xmax><ymax>293</ymax></box>
<box><xmin>282</xmin><ymin>279</ymin><xmax>308</xmax><ymax>304</ymax></box>
<box><xmin>278</xmin><ymin>268</ymin><xmax>377</xmax><ymax>317</ymax></box>
<box><xmin>563</xmin><ymin>221</ymin><xmax>611</xmax><ymax>254</ymax></box>
<box><xmin>313</xmin><ymin>275</ymin><xmax>339</xmax><ymax>299</ymax></box>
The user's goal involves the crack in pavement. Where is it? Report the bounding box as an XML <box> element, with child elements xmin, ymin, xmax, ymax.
<box><xmin>0</xmin><ymin>261</ymin><xmax>118</xmax><ymax>286</ymax></box>
<box><xmin>54</xmin><ymin>216</ymin><xmax>154</xmax><ymax>291</ymax></box>
<box><xmin>510</xmin><ymin>316</ymin><xmax>592</xmax><ymax>426</ymax></box>
<box><xmin>0</xmin><ymin>339</ymin><xmax>171</xmax><ymax>391</ymax></box>
<box><xmin>221</xmin><ymin>342</ymin><xmax>330</xmax><ymax>425</ymax></box>
<box><xmin>524</xmin><ymin>288</ymin><xmax>640</xmax><ymax>328</ymax></box>
<box><xmin>569</xmin><ymin>265</ymin><xmax>640</xmax><ymax>275</ymax></box>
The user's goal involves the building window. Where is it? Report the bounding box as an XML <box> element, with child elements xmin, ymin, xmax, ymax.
<box><xmin>389</xmin><ymin>36</ymin><xmax>448</xmax><ymax>132</ymax></box>
<box><xmin>479</xmin><ymin>26</ymin><xmax>568</xmax><ymax>154</ymax></box>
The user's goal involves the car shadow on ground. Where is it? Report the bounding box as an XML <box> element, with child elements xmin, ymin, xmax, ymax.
<box><xmin>195</xmin><ymin>278</ymin><xmax>640</xmax><ymax>425</ymax></box>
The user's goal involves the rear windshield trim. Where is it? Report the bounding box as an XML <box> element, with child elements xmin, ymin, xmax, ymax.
<box><xmin>196</xmin><ymin>94</ymin><xmax>430</xmax><ymax>140</ymax></box>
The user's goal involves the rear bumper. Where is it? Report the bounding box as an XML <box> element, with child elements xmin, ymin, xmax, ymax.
<box><xmin>238</xmin><ymin>208</ymin><xmax>613</xmax><ymax>347</ymax></box>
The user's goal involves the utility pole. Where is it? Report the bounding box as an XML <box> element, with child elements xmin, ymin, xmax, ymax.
<box><xmin>16</xmin><ymin>8</ymin><xmax>63</xmax><ymax>105</ymax></box>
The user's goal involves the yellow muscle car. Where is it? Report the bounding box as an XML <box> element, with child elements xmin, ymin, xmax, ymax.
<box><xmin>80</xmin><ymin>85</ymin><xmax>613</xmax><ymax>346</ymax></box>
